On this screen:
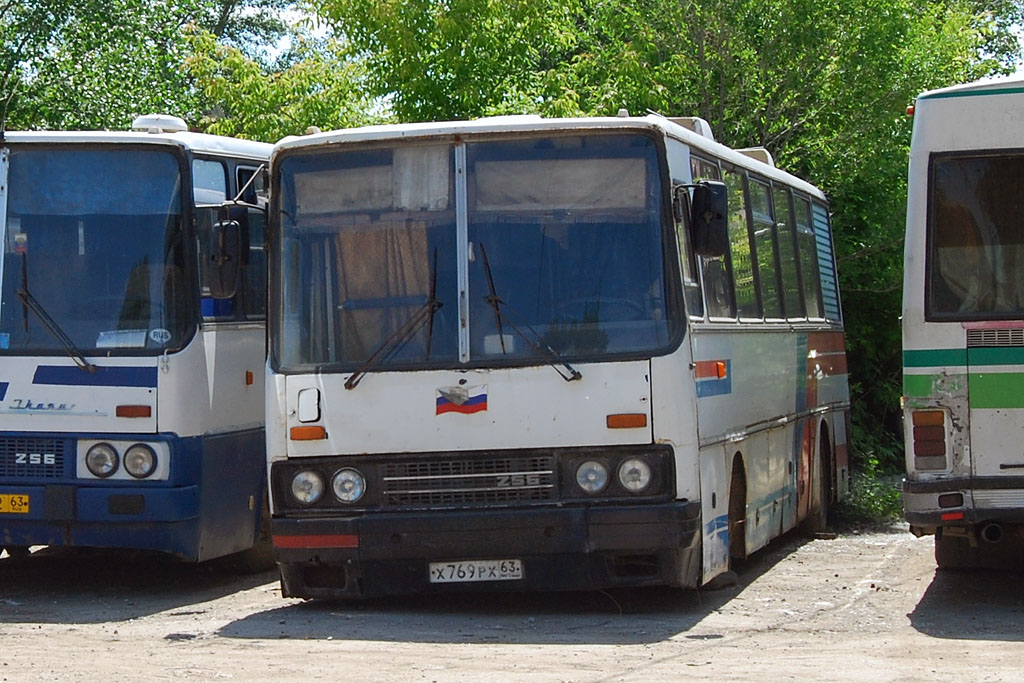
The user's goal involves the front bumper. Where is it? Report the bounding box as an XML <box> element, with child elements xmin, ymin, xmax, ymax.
<box><xmin>272</xmin><ymin>500</ymin><xmax>701</xmax><ymax>599</ymax></box>
<box><xmin>0</xmin><ymin>483</ymin><xmax>201</xmax><ymax>558</ymax></box>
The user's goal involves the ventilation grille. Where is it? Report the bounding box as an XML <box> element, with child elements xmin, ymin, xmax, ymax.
<box><xmin>967</xmin><ymin>328</ymin><xmax>1024</xmax><ymax>348</ymax></box>
<box><xmin>382</xmin><ymin>454</ymin><xmax>557</xmax><ymax>508</ymax></box>
<box><xmin>0</xmin><ymin>438</ymin><xmax>66</xmax><ymax>479</ymax></box>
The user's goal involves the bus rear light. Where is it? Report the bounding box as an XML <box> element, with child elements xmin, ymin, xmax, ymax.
<box><xmin>116</xmin><ymin>405</ymin><xmax>151</xmax><ymax>418</ymax></box>
<box><xmin>938</xmin><ymin>492</ymin><xmax>964</xmax><ymax>508</ymax></box>
<box><xmin>606</xmin><ymin>413</ymin><xmax>647</xmax><ymax>429</ymax></box>
<box><xmin>911</xmin><ymin>409</ymin><xmax>947</xmax><ymax>470</ymax></box>
<box><xmin>941</xmin><ymin>511</ymin><xmax>965</xmax><ymax>521</ymax></box>
<box><xmin>290</xmin><ymin>426</ymin><xmax>326</xmax><ymax>441</ymax></box>
<box><xmin>911</xmin><ymin>410</ymin><xmax>944</xmax><ymax>427</ymax></box>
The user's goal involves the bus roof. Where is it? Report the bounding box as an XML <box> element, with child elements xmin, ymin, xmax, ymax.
<box><xmin>1</xmin><ymin>129</ymin><xmax>271</xmax><ymax>160</ymax></box>
<box><xmin>273</xmin><ymin>114</ymin><xmax>826</xmax><ymax>201</ymax></box>
<box><xmin>916</xmin><ymin>73</ymin><xmax>1024</xmax><ymax>101</ymax></box>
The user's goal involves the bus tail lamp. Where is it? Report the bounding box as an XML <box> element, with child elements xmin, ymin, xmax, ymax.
<box><xmin>290</xmin><ymin>425</ymin><xmax>327</xmax><ymax>441</ymax></box>
<box><xmin>607</xmin><ymin>413</ymin><xmax>648</xmax><ymax>429</ymax></box>
<box><xmin>116</xmin><ymin>405</ymin><xmax>152</xmax><ymax>418</ymax></box>
<box><xmin>911</xmin><ymin>409</ymin><xmax>947</xmax><ymax>470</ymax></box>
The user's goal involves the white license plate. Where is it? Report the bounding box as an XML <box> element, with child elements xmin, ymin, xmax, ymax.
<box><xmin>428</xmin><ymin>559</ymin><xmax>523</xmax><ymax>584</ymax></box>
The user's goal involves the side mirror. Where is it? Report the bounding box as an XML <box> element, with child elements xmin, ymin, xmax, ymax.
<box><xmin>690</xmin><ymin>180</ymin><xmax>728</xmax><ymax>257</ymax></box>
<box><xmin>207</xmin><ymin>204</ymin><xmax>248</xmax><ymax>299</ymax></box>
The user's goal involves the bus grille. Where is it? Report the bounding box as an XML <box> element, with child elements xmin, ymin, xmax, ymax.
<box><xmin>0</xmin><ymin>438</ymin><xmax>65</xmax><ymax>479</ymax></box>
<box><xmin>967</xmin><ymin>328</ymin><xmax>1024</xmax><ymax>347</ymax></box>
<box><xmin>382</xmin><ymin>454</ymin><xmax>557</xmax><ymax>508</ymax></box>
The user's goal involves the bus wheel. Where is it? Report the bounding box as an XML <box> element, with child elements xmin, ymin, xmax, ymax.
<box><xmin>801</xmin><ymin>427</ymin><xmax>831</xmax><ymax>535</ymax></box>
<box><xmin>2</xmin><ymin>546</ymin><xmax>30</xmax><ymax>560</ymax></box>
<box><xmin>217</xmin><ymin>498</ymin><xmax>275</xmax><ymax>574</ymax></box>
<box><xmin>728</xmin><ymin>459</ymin><xmax>747</xmax><ymax>562</ymax></box>
<box><xmin>935</xmin><ymin>530</ymin><xmax>976</xmax><ymax>569</ymax></box>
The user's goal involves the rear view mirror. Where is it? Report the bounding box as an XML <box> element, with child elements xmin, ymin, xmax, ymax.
<box><xmin>690</xmin><ymin>180</ymin><xmax>728</xmax><ymax>257</ymax></box>
<box><xmin>207</xmin><ymin>205</ymin><xmax>248</xmax><ymax>299</ymax></box>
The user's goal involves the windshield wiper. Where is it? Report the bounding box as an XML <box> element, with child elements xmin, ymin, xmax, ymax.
<box><xmin>477</xmin><ymin>242</ymin><xmax>582</xmax><ymax>382</ymax></box>
<box><xmin>344</xmin><ymin>250</ymin><xmax>442</xmax><ymax>390</ymax></box>
<box><xmin>17</xmin><ymin>287</ymin><xmax>96</xmax><ymax>373</ymax></box>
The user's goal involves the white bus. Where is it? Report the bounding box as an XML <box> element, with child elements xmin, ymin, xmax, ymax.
<box><xmin>902</xmin><ymin>75</ymin><xmax>1024</xmax><ymax>567</ymax></box>
<box><xmin>267</xmin><ymin>114</ymin><xmax>850</xmax><ymax>598</ymax></box>
<box><xmin>0</xmin><ymin>115</ymin><xmax>272</xmax><ymax>564</ymax></box>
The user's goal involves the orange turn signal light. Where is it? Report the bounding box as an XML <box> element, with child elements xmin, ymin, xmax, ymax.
<box><xmin>290</xmin><ymin>425</ymin><xmax>327</xmax><ymax>441</ymax></box>
<box><xmin>245</xmin><ymin>370</ymin><xmax>254</xmax><ymax>386</ymax></box>
<box><xmin>606</xmin><ymin>413</ymin><xmax>648</xmax><ymax>429</ymax></box>
<box><xmin>116</xmin><ymin>405</ymin><xmax>152</xmax><ymax>418</ymax></box>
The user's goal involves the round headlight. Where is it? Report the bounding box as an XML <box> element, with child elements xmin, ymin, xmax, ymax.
<box><xmin>291</xmin><ymin>470</ymin><xmax>324</xmax><ymax>505</ymax></box>
<box><xmin>576</xmin><ymin>460</ymin><xmax>609</xmax><ymax>494</ymax></box>
<box><xmin>85</xmin><ymin>443</ymin><xmax>119</xmax><ymax>478</ymax></box>
<box><xmin>123</xmin><ymin>444</ymin><xmax>157</xmax><ymax>479</ymax></box>
<box><xmin>618</xmin><ymin>458</ymin><xmax>652</xmax><ymax>492</ymax></box>
<box><xmin>331</xmin><ymin>468</ymin><xmax>366</xmax><ymax>503</ymax></box>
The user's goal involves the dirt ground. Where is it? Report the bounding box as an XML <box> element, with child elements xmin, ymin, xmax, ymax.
<box><xmin>1</xmin><ymin>524</ymin><xmax>1023</xmax><ymax>682</ymax></box>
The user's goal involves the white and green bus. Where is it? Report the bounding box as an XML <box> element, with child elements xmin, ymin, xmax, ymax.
<box><xmin>902</xmin><ymin>75</ymin><xmax>1024</xmax><ymax>567</ymax></box>
<box><xmin>267</xmin><ymin>114</ymin><xmax>849</xmax><ymax>599</ymax></box>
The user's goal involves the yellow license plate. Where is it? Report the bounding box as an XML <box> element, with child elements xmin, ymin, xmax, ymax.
<box><xmin>0</xmin><ymin>493</ymin><xmax>29</xmax><ymax>514</ymax></box>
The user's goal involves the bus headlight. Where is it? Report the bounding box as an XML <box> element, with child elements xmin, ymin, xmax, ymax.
<box><xmin>331</xmin><ymin>468</ymin><xmax>366</xmax><ymax>503</ymax></box>
<box><xmin>576</xmin><ymin>460</ymin><xmax>609</xmax><ymax>494</ymax></box>
<box><xmin>85</xmin><ymin>443</ymin><xmax>119</xmax><ymax>478</ymax></box>
<box><xmin>123</xmin><ymin>444</ymin><xmax>157</xmax><ymax>479</ymax></box>
<box><xmin>618</xmin><ymin>458</ymin><xmax>652</xmax><ymax>492</ymax></box>
<box><xmin>291</xmin><ymin>470</ymin><xmax>324</xmax><ymax>505</ymax></box>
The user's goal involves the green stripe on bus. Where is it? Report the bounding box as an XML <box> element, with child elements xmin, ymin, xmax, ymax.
<box><xmin>919</xmin><ymin>86</ymin><xmax>1024</xmax><ymax>100</ymax></box>
<box><xmin>903</xmin><ymin>348</ymin><xmax>967</xmax><ymax>367</ymax></box>
<box><xmin>970</xmin><ymin>373</ymin><xmax>1024</xmax><ymax>409</ymax></box>
<box><xmin>968</xmin><ymin>347</ymin><xmax>1024</xmax><ymax>366</ymax></box>
<box><xmin>903</xmin><ymin>374</ymin><xmax>936</xmax><ymax>398</ymax></box>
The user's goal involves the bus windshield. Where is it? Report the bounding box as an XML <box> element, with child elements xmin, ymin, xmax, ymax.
<box><xmin>1</xmin><ymin>147</ymin><xmax>190</xmax><ymax>355</ymax></box>
<box><xmin>928</xmin><ymin>153</ymin><xmax>1024</xmax><ymax>319</ymax></box>
<box><xmin>275</xmin><ymin>132</ymin><xmax>673</xmax><ymax>372</ymax></box>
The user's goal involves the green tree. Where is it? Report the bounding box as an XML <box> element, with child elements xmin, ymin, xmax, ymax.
<box><xmin>184</xmin><ymin>30</ymin><xmax>380</xmax><ymax>140</ymax></box>
<box><xmin>1</xmin><ymin>0</ymin><xmax>298</xmax><ymax>132</ymax></box>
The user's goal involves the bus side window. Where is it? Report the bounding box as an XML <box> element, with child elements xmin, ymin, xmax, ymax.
<box><xmin>723</xmin><ymin>167</ymin><xmax>758</xmax><ymax>319</ymax></box>
<box><xmin>772</xmin><ymin>186</ymin><xmax>804</xmax><ymax>319</ymax></box>
<box><xmin>244</xmin><ymin>207</ymin><xmax>267</xmax><ymax>319</ymax></box>
<box><xmin>237</xmin><ymin>166</ymin><xmax>268</xmax><ymax>205</ymax></box>
<box><xmin>794</xmin><ymin>196</ymin><xmax>823</xmax><ymax>319</ymax></box>
<box><xmin>193</xmin><ymin>159</ymin><xmax>227</xmax><ymax>204</ymax></box>
<box><xmin>749</xmin><ymin>179</ymin><xmax>782</xmax><ymax>319</ymax></box>
<box><xmin>691</xmin><ymin>157</ymin><xmax>734</xmax><ymax>318</ymax></box>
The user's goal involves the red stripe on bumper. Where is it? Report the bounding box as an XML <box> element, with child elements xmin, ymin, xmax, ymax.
<box><xmin>273</xmin><ymin>534</ymin><xmax>359</xmax><ymax>549</ymax></box>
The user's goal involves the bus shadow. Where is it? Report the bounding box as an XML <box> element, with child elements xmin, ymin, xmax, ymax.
<box><xmin>908</xmin><ymin>567</ymin><xmax>1024</xmax><ymax>641</ymax></box>
<box><xmin>0</xmin><ymin>548</ymin><xmax>274</xmax><ymax>624</ymax></box>
<box><xmin>217</xmin><ymin>534</ymin><xmax>809</xmax><ymax>646</ymax></box>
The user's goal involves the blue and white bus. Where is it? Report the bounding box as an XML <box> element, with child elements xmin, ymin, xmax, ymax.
<box><xmin>266</xmin><ymin>114</ymin><xmax>849</xmax><ymax>598</ymax></box>
<box><xmin>0</xmin><ymin>115</ymin><xmax>271</xmax><ymax>563</ymax></box>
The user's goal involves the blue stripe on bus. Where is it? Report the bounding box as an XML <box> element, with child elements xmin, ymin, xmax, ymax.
<box><xmin>33</xmin><ymin>365</ymin><xmax>157</xmax><ymax>388</ymax></box>
<box><xmin>0</xmin><ymin>382</ymin><xmax>8</xmax><ymax>400</ymax></box>
<box><xmin>696</xmin><ymin>374</ymin><xmax>732</xmax><ymax>398</ymax></box>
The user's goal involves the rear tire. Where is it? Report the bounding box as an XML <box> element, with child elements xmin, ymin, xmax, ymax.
<box><xmin>935</xmin><ymin>530</ymin><xmax>976</xmax><ymax>569</ymax></box>
<box><xmin>802</xmin><ymin>427</ymin><xmax>831</xmax><ymax>535</ymax></box>
<box><xmin>728</xmin><ymin>459</ymin><xmax>747</xmax><ymax>562</ymax></box>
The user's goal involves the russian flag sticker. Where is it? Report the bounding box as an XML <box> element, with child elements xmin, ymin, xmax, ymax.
<box><xmin>436</xmin><ymin>385</ymin><xmax>488</xmax><ymax>415</ymax></box>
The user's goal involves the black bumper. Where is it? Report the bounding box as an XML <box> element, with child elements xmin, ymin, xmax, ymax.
<box><xmin>272</xmin><ymin>501</ymin><xmax>701</xmax><ymax>599</ymax></box>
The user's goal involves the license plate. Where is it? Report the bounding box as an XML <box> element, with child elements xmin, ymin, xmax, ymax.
<box><xmin>429</xmin><ymin>559</ymin><xmax>523</xmax><ymax>583</ymax></box>
<box><xmin>0</xmin><ymin>493</ymin><xmax>29</xmax><ymax>514</ymax></box>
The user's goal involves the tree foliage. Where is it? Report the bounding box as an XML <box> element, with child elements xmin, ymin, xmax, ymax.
<box><xmin>185</xmin><ymin>31</ymin><xmax>379</xmax><ymax>140</ymax></box>
<box><xmin>1</xmin><ymin>0</ymin><xmax>298</xmax><ymax>132</ymax></box>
